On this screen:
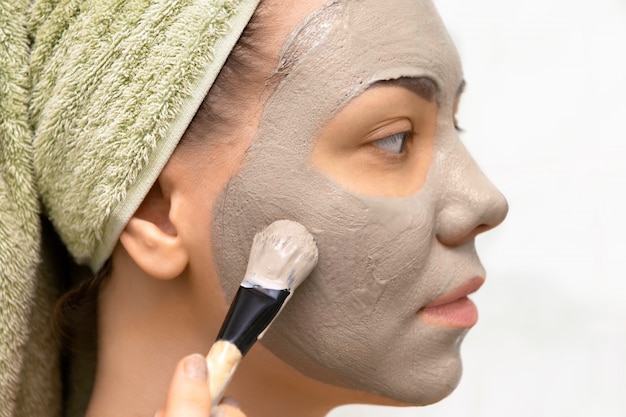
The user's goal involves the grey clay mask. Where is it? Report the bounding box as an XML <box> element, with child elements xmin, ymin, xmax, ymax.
<box><xmin>212</xmin><ymin>0</ymin><xmax>508</xmax><ymax>405</ymax></box>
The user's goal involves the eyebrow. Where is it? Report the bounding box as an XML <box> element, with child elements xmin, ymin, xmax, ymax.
<box><xmin>370</xmin><ymin>77</ymin><xmax>439</xmax><ymax>102</ymax></box>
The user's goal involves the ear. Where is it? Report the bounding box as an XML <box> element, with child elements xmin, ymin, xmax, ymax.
<box><xmin>120</xmin><ymin>183</ymin><xmax>189</xmax><ymax>280</ymax></box>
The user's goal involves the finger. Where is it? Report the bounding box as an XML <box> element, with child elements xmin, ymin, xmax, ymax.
<box><xmin>220</xmin><ymin>397</ymin><xmax>240</xmax><ymax>408</ymax></box>
<box><xmin>212</xmin><ymin>403</ymin><xmax>246</xmax><ymax>417</ymax></box>
<box><xmin>162</xmin><ymin>354</ymin><xmax>212</xmax><ymax>417</ymax></box>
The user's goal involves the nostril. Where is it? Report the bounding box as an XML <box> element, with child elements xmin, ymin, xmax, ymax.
<box><xmin>475</xmin><ymin>223</ymin><xmax>492</xmax><ymax>235</ymax></box>
<box><xmin>472</xmin><ymin>194</ymin><xmax>509</xmax><ymax>236</ymax></box>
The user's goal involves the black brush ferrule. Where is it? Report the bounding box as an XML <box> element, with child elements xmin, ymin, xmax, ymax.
<box><xmin>217</xmin><ymin>286</ymin><xmax>290</xmax><ymax>356</ymax></box>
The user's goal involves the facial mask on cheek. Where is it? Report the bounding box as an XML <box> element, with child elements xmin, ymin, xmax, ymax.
<box><xmin>212</xmin><ymin>0</ymin><xmax>471</xmax><ymax>405</ymax></box>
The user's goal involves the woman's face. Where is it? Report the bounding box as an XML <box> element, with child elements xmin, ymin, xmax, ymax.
<box><xmin>182</xmin><ymin>0</ymin><xmax>508</xmax><ymax>406</ymax></box>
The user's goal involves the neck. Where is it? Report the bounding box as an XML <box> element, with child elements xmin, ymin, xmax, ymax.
<box><xmin>228</xmin><ymin>344</ymin><xmax>346</xmax><ymax>417</ymax></box>
<box><xmin>229</xmin><ymin>342</ymin><xmax>404</xmax><ymax>416</ymax></box>
<box><xmin>86</xmin><ymin>248</ymin><xmax>218</xmax><ymax>417</ymax></box>
<box><xmin>86</xmin><ymin>247</ymin><xmax>385</xmax><ymax>417</ymax></box>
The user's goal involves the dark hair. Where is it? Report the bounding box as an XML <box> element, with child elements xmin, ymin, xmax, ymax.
<box><xmin>182</xmin><ymin>1</ymin><xmax>273</xmax><ymax>146</ymax></box>
<box><xmin>53</xmin><ymin>2</ymin><xmax>271</xmax><ymax>351</ymax></box>
<box><xmin>53</xmin><ymin>260</ymin><xmax>110</xmax><ymax>355</ymax></box>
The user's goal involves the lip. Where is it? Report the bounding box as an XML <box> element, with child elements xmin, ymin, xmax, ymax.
<box><xmin>418</xmin><ymin>277</ymin><xmax>485</xmax><ymax>328</ymax></box>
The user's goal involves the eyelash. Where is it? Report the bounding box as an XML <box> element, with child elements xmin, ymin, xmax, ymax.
<box><xmin>370</xmin><ymin>110</ymin><xmax>460</xmax><ymax>156</ymax></box>
<box><xmin>372</xmin><ymin>131</ymin><xmax>411</xmax><ymax>154</ymax></box>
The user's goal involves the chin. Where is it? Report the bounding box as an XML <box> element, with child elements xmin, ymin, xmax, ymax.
<box><xmin>263</xmin><ymin>314</ymin><xmax>470</xmax><ymax>408</ymax></box>
<box><xmin>315</xmin><ymin>356</ymin><xmax>464</xmax><ymax>409</ymax></box>
<box><xmin>389</xmin><ymin>363</ymin><xmax>463</xmax><ymax>406</ymax></box>
<box><xmin>350</xmin><ymin>354</ymin><xmax>464</xmax><ymax>407</ymax></box>
<box><xmin>266</xmin><ymin>331</ymin><xmax>466</xmax><ymax>408</ymax></box>
<box><xmin>344</xmin><ymin>332</ymin><xmax>468</xmax><ymax>406</ymax></box>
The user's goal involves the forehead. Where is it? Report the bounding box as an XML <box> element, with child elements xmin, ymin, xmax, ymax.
<box><xmin>272</xmin><ymin>0</ymin><xmax>463</xmax><ymax>108</ymax></box>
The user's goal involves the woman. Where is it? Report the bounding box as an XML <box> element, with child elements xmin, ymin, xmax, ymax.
<box><xmin>30</xmin><ymin>0</ymin><xmax>508</xmax><ymax>416</ymax></box>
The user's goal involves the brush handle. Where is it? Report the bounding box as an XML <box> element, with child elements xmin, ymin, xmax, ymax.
<box><xmin>206</xmin><ymin>340</ymin><xmax>243</xmax><ymax>405</ymax></box>
<box><xmin>218</xmin><ymin>286</ymin><xmax>290</xmax><ymax>355</ymax></box>
<box><xmin>206</xmin><ymin>286</ymin><xmax>289</xmax><ymax>405</ymax></box>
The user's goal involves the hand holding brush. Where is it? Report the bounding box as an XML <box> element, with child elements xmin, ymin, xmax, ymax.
<box><xmin>205</xmin><ymin>220</ymin><xmax>318</xmax><ymax>406</ymax></box>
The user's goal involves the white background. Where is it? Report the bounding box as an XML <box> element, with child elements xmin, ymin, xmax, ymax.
<box><xmin>330</xmin><ymin>0</ymin><xmax>626</xmax><ymax>416</ymax></box>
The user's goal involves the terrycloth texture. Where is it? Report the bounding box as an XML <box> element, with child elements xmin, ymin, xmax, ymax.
<box><xmin>1</xmin><ymin>0</ymin><xmax>62</xmax><ymax>416</ymax></box>
<box><xmin>12</xmin><ymin>223</ymin><xmax>64</xmax><ymax>417</ymax></box>
<box><xmin>30</xmin><ymin>0</ymin><xmax>261</xmax><ymax>271</ymax></box>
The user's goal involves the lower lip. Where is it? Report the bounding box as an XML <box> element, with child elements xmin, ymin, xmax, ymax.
<box><xmin>418</xmin><ymin>297</ymin><xmax>479</xmax><ymax>328</ymax></box>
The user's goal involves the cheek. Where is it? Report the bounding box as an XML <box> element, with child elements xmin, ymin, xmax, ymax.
<box><xmin>212</xmin><ymin>144</ymin><xmax>436</xmax><ymax>296</ymax></box>
<box><xmin>211</xmin><ymin>142</ymin><xmax>446</xmax><ymax>389</ymax></box>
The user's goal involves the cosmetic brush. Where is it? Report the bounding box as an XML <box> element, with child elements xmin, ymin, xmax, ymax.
<box><xmin>206</xmin><ymin>219</ymin><xmax>318</xmax><ymax>405</ymax></box>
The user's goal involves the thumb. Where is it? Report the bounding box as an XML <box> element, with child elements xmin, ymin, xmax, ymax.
<box><xmin>158</xmin><ymin>354</ymin><xmax>212</xmax><ymax>417</ymax></box>
<box><xmin>212</xmin><ymin>398</ymin><xmax>246</xmax><ymax>417</ymax></box>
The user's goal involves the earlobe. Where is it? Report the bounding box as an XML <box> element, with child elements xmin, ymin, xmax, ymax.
<box><xmin>120</xmin><ymin>217</ymin><xmax>189</xmax><ymax>280</ymax></box>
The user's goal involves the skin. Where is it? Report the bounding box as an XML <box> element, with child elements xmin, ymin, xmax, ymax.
<box><xmin>212</xmin><ymin>0</ymin><xmax>508</xmax><ymax>405</ymax></box>
<box><xmin>155</xmin><ymin>354</ymin><xmax>245</xmax><ymax>417</ymax></box>
<box><xmin>89</xmin><ymin>0</ymin><xmax>507</xmax><ymax>416</ymax></box>
<box><xmin>89</xmin><ymin>2</ymin><xmax>372</xmax><ymax>416</ymax></box>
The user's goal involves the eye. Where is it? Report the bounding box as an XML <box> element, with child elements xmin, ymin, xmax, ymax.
<box><xmin>372</xmin><ymin>131</ymin><xmax>410</xmax><ymax>154</ymax></box>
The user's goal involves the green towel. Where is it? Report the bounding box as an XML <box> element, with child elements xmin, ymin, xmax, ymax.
<box><xmin>2</xmin><ymin>0</ymin><xmax>261</xmax><ymax>415</ymax></box>
<box><xmin>10</xmin><ymin>0</ymin><xmax>261</xmax><ymax>415</ymax></box>
<box><xmin>30</xmin><ymin>0</ymin><xmax>260</xmax><ymax>272</ymax></box>
<box><xmin>1</xmin><ymin>0</ymin><xmax>62</xmax><ymax>416</ymax></box>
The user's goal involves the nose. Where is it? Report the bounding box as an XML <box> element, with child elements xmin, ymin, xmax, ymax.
<box><xmin>435</xmin><ymin>141</ymin><xmax>509</xmax><ymax>247</ymax></box>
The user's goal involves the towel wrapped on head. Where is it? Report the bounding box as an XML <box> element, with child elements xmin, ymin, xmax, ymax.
<box><xmin>1</xmin><ymin>1</ymin><xmax>62</xmax><ymax>416</ymax></box>
<box><xmin>0</xmin><ymin>1</ymin><xmax>260</xmax><ymax>416</ymax></box>
<box><xmin>30</xmin><ymin>0</ymin><xmax>261</xmax><ymax>272</ymax></box>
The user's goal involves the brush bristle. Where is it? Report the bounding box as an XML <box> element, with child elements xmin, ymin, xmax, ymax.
<box><xmin>242</xmin><ymin>220</ymin><xmax>318</xmax><ymax>291</ymax></box>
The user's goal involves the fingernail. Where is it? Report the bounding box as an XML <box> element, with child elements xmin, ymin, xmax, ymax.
<box><xmin>212</xmin><ymin>405</ymin><xmax>237</xmax><ymax>417</ymax></box>
<box><xmin>219</xmin><ymin>396</ymin><xmax>241</xmax><ymax>409</ymax></box>
<box><xmin>211</xmin><ymin>406</ymin><xmax>226</xmax><ymax>417</ymax></box>
<box><xmin>184</xmin><ymin>354</ymin><xmax>208</xmax><ymax>382</ymax></box>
